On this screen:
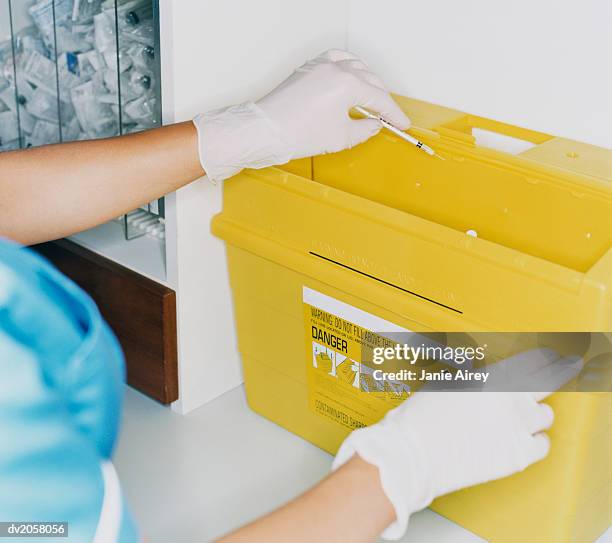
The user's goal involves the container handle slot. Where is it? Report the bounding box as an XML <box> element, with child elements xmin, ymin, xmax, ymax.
<box><xmin>434</xmin><ymin>115</ymin><xmax>553</xmax><ymax>153</ymax></box>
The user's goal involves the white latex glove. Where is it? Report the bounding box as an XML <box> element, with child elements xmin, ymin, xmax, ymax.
<box><xmin>332</xmin><ymin>348</ymin><xmax>584</xmax><ymax>540</ymax></box>
<box><xmin>193</xmin><ymin>49</ymin><xmax>410</xmax><ymax>183</ymax></box>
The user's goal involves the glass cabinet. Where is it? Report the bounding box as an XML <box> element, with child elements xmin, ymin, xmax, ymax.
<box><xmin>0</xmin><ymin>0</ymin><xmax>164</xmax><ymax>242</ymax></box>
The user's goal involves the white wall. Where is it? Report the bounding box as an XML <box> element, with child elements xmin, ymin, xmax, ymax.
<box><xmin>348</xmin><ymin>0</ymin><xmax>612</xmax><ymax>148</ymax></box>
<box><xmin>163</xmin><ymin>0</ymin><xmax>349</xmax><ymax>120</ymax></box>
<box><xmin>162</xmin><ymin>0</ymin><xmax>348</xmax><ymax>413</ymax></box>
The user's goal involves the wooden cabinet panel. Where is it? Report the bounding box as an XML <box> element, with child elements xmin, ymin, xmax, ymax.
<box><xmin>34</xmin><ymin>240</ymin><xmax>178</xmax><ymax>404</ymax></box>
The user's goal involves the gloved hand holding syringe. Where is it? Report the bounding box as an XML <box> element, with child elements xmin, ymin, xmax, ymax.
<box><xmin>353</xmin><ymin>105</ymin><xmax>445</xmax><ymax>160</ymax></box>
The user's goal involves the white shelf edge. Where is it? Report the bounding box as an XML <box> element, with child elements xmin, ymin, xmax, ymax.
<box><xmin>69</xmin><ymin>220</ymin><xmax>168</xmax><ymax>286</ymax></box>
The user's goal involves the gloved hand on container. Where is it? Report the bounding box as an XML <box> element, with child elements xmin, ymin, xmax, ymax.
<box><xmin>193</xmin><ymin>49</ymin><xmax>410</xmax><ymax>183</ymax></box>
<box><xmin>332</xmin><ymin>348</ymin><xmax>583</xmax><ymax>540</ymax></box>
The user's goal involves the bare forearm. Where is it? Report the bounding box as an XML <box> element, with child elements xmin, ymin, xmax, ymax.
<box><xmin>217</xmin><ymin>456</ymin><xmax>395</xmax><ymax>543</ymax></box>
<box><xmin>0</xmin><ymin>121</ymin><xmax>204</xmax><ymax>245</ymax></box>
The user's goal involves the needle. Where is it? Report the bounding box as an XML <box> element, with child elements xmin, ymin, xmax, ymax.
<box><xmin>354</xmin><ymin>106</ymin><xmax>445</xmax><ymax>160</ymax></box>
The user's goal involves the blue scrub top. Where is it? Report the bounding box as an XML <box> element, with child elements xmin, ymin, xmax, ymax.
<box><xmin>0</xmin><ymin>239</ymin><xmax>139</xmax><ymax>543</ymax></box>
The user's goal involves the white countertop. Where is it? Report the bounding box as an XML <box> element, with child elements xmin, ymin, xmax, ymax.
<box><xmin>115</xmin><ymin>386</ymin><xmax>610</xmax><ymax>543</ymax></box>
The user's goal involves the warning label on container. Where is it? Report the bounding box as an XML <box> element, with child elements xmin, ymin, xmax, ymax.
<box><xmin>303</xmin><ymin>286</ymin><xmax>412</xmax><ymax>430</ymax></box>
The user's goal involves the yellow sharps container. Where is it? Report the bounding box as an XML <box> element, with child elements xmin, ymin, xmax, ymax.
<box><xmin>212</xmin><ymin>96</ymin><xmax>612</xmax><ymax>542</ymax></box>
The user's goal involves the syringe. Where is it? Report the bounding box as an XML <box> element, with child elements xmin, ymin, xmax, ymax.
<box><xmin>354</xmin><ymin>105</ymin><xmax>444</xmax><ymax>160</ymax></box>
